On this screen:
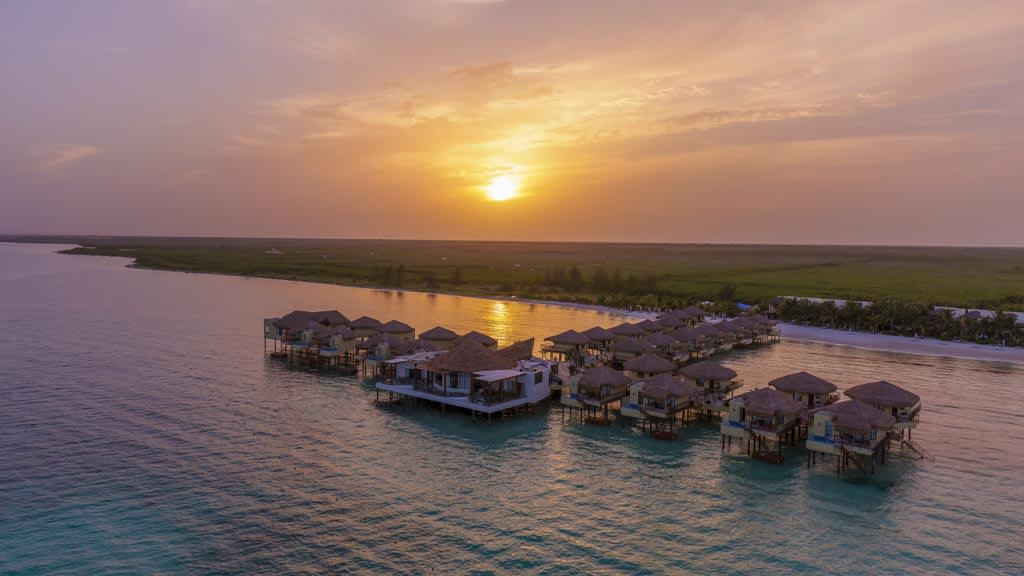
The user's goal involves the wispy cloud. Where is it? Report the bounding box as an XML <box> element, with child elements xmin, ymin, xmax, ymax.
<box><xmin>39</xmin><ymin>145</ymin><xmax>102</xmax><ymax>171</ymax></box>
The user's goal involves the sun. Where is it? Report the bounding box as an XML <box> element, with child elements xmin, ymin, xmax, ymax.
<box><xmin>484</xmin><ymin>174</ymin><xmax>521</xmax><ymax>201</ymax></box>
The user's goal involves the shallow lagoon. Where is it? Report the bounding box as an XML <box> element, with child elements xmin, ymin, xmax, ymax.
<box><xmin>1</xmin><ymin>243</ymin><xmax>1022</xmax><ymax>574</ymax></box>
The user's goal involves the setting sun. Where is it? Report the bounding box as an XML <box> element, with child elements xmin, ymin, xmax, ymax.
<box><xmin>484</xmin><ymin>174</ymin><xmax>521</xmax><ymax>201</ymax></box>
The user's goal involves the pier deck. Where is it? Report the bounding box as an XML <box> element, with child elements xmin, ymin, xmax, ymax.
<box><xmin>375</xmin><ymin>383</ymin><xmax>536</xmax><ymax>414</ymax></box>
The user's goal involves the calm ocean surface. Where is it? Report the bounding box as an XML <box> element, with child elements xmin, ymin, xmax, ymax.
<box><xmin>1</xmin><ymin>243</ymin><xmax>1022</xmax><ymax>575</ymax></box>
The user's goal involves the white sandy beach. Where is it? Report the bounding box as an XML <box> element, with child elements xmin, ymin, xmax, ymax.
<box><xmin>779</xmin><ymin>323</ymin><xmax>1024</xmax><ymax>365</ymax></box>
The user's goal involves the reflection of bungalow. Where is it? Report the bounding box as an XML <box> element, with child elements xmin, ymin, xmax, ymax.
<box><xmin>375</xmin><ymin>341</ymin><xmax>551</xmax><ymax>420</ymax></box>
<box><xmin>349</xmin><ymin>316</ymin><xmax>384</xmax><ymax>338</ymax></box>
<box><xmin>722</xmin><ymin>388</ymin><xmax>804</xmax><ymax>462</ymax></box>
<box><xmin>454</xmin><ymin>330</ymin><xmax>498</xmax><ymax>349</ymax></box>
<box><xmin>564</xmin><ymin>365</ymin><xmax>631</xmax><ymax>423</ymax></box>
<box><xmin>844</xmin><ymin>380</ymin><xmax>922</xmax><ymax>440</ymax></box>
<box><xmin>769</xmin><ymin>371</ymin><xmax>838</xmax><ymax>411</ymax></box>
<box><xmin>623</xmin><ymin>352</ymin><xmax>674</xmax><ymax>380</ymax></box>
<box><xmin>681</xmin><ymin>361</ymin><xmax>740</xmax><ymax>413</ymax></box>
<box><xmin>379</xmin><ymin>320</ymin><xmax>415</xmax><ymax>341</ymax></box>
<box><xmin>609</xmin><ymin>322</ymin><xmax>645</xmax><ymax>341</ymax></box>
<box><xmin>806</xmin><ymin>400</ymin><xmax>894</xmax><ymax>474</ymax></box>
<box><xmin>419</xmin><ymin>326</ymin><xmax>460</xmax><ymax>350</ymax></box>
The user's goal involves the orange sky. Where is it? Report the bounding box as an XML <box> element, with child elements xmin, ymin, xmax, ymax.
<box><xmin>2</xmin><ymin>0</ymin><xmax>1023</xmax><ymax>245</ymax></box>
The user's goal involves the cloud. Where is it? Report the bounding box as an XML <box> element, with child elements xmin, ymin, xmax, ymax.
<box><xmin>39</xmin><ymin>145</ymin><xmax>103</xmax><ymax>171</ymax></box>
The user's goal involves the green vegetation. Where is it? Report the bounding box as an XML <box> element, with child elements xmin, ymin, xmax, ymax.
<box><xmin>776</xmin><ymin>299</ymin><xmax>1023</xmax><ymax>346</ymax></box>
<box><xmin>8</xmin><ymin>236</ymin><xmax>1023</xmax><ymax>311</ymax></box>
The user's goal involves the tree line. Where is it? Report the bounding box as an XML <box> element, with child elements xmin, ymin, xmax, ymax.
<box><xmin>774</xmin><ymin>298</ymin><xmax>1022</xmax><ymax>346</ymax></box>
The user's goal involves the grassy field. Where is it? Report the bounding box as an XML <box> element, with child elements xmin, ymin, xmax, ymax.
<box><xmin>7</xmin><ymin>236</ymin><xmax>1024</xmax><ymax>309</ymax></box>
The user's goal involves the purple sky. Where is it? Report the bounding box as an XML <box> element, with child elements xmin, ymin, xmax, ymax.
<box><xmin>2</xmin><ymin>0</ymin><xmax>1022</xmax><ymax>245</ymax></box>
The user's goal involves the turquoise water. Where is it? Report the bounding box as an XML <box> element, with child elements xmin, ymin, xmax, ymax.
<box><xmin>1</xmin><ymin>243</ymin><xmax>1022</xmax><ymax>575</ymax></box>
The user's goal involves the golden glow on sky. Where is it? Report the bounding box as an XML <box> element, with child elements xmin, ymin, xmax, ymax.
<box><xmin>484</xmin><ymin>174</ymin><xmax>521</xmax><ymax>202</ymax></box>
<box><xmin>3</xmin><ymin>1</ymin><xmax>1023</xmax><ymax>244</ymax></box>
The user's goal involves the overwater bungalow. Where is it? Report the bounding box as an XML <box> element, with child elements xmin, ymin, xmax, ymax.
<box><xmin>567</xmin><ymin>365</ymin><xmax>632</xmax><ymax>423</ymax></box>
<box><xmin>419</xmin><ymin>326</ymin><xmax>460</xmax><ymax>350</ymax></box>
<box><xmin>653</xmin><ymin>314</ymin><xmax>685</xmax><ymax>332</ymax></box>
<box><xmin>806</xmin><ymin>400</ymin><xmax>895</xmax><ymax>474</ymax></box>
<box><xmin>379</xmin><ymin>320</ymin><xmax>415</xmax><ymax>341</ymax></box>
<box><xmin>635</xmin><ymin>319</ymin><xmax>662</xmax><ymax>334</ymax></box>
<box><xmin>611</xmin><ymin>338</ymin><xmax>654</xmax><ymax>365</ymax></box>
<box><xmin>691</xmin><ymin>325</ymin><xmax>725</xmax><ymax>354</ymax></box>
<box><xmin>769</xmin><ymin>371</ymin><xmax>839</xmax><ymax>411</ymax></box>
<box><xmin>349</xmin><ymin>315</ymin><xmax>384</xmax><ymax>338</ymax></box>
<box><xmin>681</xmin><ymin>361</ymin><xmax>740</xmax><ymax>413</ymax></box>
<box><xmin>623</xmin><ymin>352</ymin><xmax>675</xmax><ymax>380</ymax></box>
<box><xmin>455</xmin><ymin>330</ymin><xmax>499</xmax><ymax>349</ymax></box>
<box><xmin>635</xmin><ymin>373</ymin><xmax>700</xmax><ymax>437</ymax></box>
<box><xmin>542</xmin><ymin>329</ymin><xmax>592</xmax><ymax>365</ymax></box>
<box><xmin>669</xmin><ymin>327</ymin><xmax>706</xmax><ymax>360</ymax></box>
<box><xmin>843</xmin><ymin>380</ymin><xmax>922</xmax><ymax>453</ymax></box>
<box><xmin>609</xmin><ymin>322</ymin><xmax>645</xmax><ymax>341</ymax></box>
<box><xmin>644</xmin><ymin>332</ymin><xmax>677</xmax><ymax>356</ymax></box>
<box><xmin>581</xmin><ymin>326</ymin><xmax>617</xmax><ymax>352</ymax></box>
<box><xmin>722</xmin><ymin>388</ymin><xmax>804</xmax><ymax>462</ymax></box>
<box><xmin>375</xmin><ymin>341</ymin><xmax>551</xmax><ymax>420</ymax></box>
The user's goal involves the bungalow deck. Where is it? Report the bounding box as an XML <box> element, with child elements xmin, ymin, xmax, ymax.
<box><xmin>375</xmin><ymin>382</ymin><xmax>537</xmax><ymax>415</ymax></box>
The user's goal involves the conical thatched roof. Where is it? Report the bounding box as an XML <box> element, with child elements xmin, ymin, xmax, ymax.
<box><xmin>844</xmin><ymin>381</ymin><xmax>920</xmax><ymax>408</ymax></box>
<box><xmin>613</xmin><ymin>339</ymin><xmax>653</xmax><ymax>355</ymax></box>
<box><xmin>497</xmin><ymin>338</ymin><xmax>535</xmax><ymax>361</ymax></box>
<box><xmin>581</xmin><ymin>326</ymin><xmax>616</xmax><ymax>341</ymax></box>
<box><xmin>655</xmin><ymin>315</ymin><xmax>684</xmax><ymax>329</ymax></box>
<box><xmin>276</xmin><ymin>309</ymin><xmax>349</xmax><ymax>330</ymax></box>
<box><xmin>610</xmin><ymin>322</ymin><xmax>645</xmax><ymax>337</ymax></box>
<box><xmin>635</xmin><ymin>319</ymin><xmax>661</xmax><ymax>333</ymax></box>
<box><xmin>380</xmin><ymin>320</ymin><xmax>414</xmax><ymax>334</ymax></box>
<box><xmin>691</xmin><ymin>325</ymin><xmax>721</xmax><ymax>339</ymax></box>
<box><xmin>739</xmin><ymin>388</ymin><xmax>804</xmax><ymax>417</ymax></box>
<box><xmin>624</xmin><ymin>352</ymin><xmax>674</xmax><ymax>375</ymax></box>
<box><xmin>579</xmin><ymin>365</ymin><xmax>631</xmax><ymax>394</ymax></box>
<box><xmin>349</xmin><ymin>316</ymin><xmax>383</xmax><ymax>330</ymax></box>
<box><xmin>454</xmin><ymin>330</ymin><xmax>498</xmax><ymax>348</ymax></box>
<box><xmin>642</xmin><ymin>373</ymin><xmax>699</xmax><ymax>399</ymax></box>
<box><xmin>670</xmin><ymin>328</ymin><xmax>701</xmax><ymax>342</ymax></box>
<box><xmin>546</xmin><ymin>329</ymin><xmax>592</xmax><ymax>346</ymax></box>
<box><xmin>644</xmin><ymin>332</ymin><xmax>676</xmax><ymax>348</ymax></box>
<box><xmin>811</xmin><ymin>400</ymin><xmax>895</xmax><ymax>433</ymax></box>
<box><xmin>421</xmin><ymin>342</ymin><xmax>515</xmax><ymax>373</ymax></box>
<box><xmin>681</xmin><ymin>361</ymin><xmax>737</xmax><ymax>381</ymax></box>
<box><xmin>361</xmin><ymin>333</ymin><xmax>403</xmax><ymax>350</ymax></box>
<box><xmin>769</xmin><ymin>371</ymin><xmax>836</xmax><ymax>395</ymax></box>
<box><xmin>420</xmin><ymin>326</ymin><xmax>459</xmax><ymax>341</ymax></box>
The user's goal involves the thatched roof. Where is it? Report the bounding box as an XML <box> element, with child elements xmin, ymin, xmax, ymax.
<box><xmin>642</xmin><ymin>373</ymin><xmax>699</xmax><ymax>399</ymax></box>
<box><xmin>644</xmin><ymin>332</ymin><xmax>676</xmax><ymax>348</ymax></box>
<box><xmin>276</xmin><ymin>309</ymin><xmax>349</xmax><ymax>330</ymax></box>
<box><xmin>739</xmin><ymin>388</ymin><xmax>804</xmax><ymax>417</ymax></box>
<box><xmin>624</xmin><ymin>352</ymin><xmax>675</xmax><ymax>374</ymax></box>
<box><xmin>349</xmin><ymin>316</ymin><xmax>383</xmax><ymax>330</ymax></box>
<box><xmin>610</xmin><ymin>322</ymin><xmax>645</xmax><ymax>337</ymax></box>
<box><xmin>635</xmin><ymin>319</ymin><xmax>661</xmax><ymax>333</ymax></box>
<box><xmin>546</xmin><ymin>329</ymin><xmax>592</xmax><ymax>346</ymax></box>
<box><xmin>420</xmin><ymin>342</ymin><xmax>515</xmax><ymax>373</ymax></box>
<box><xmin>380</xmin><ymin>320</ymin><xmax>414</xmax><ymax>334</ymax></box>
<box><xmin>844</xmin><ymin>381</ymin><xmax>920</xmax><ymax>408</ymax></box>
<box><xmin>455</xmin><ymin>330</ymin><xmax>498</xmax><ymax>348</ymax></box>
<box><xmin>670</xmin><ymin>328</ymin><xmax>701</xmax><ymax>342</ymax></box>
<box><xmin>691</xmin><ymin>325</ymin><xmax>721</xmax><ymax>339</ymax></box>
<box><xmin>361</xmin><ymin>333</ymin><xmax>403</xmax><ymax>350</ymax></box>
<box><xmin>613</xmin><ymin>339</ymin><xmax>653</xmax><ymax>355</ymax></box>
<box><xmin>681</xmin><ymin>361</ymin><xmax>737</xmax><ymax>381</ymax></box>
<box><xmin>420</xmin><ymin>326</ymin><xmax>459</xmax><ymax>341</ymax></box>
<box><xmin>579</xmin><ymin>365</ymin><xmax>632</xmax><ymax>394</ymax></box>
<box><xmin>581</xmin><ymin>326</ymin><xmax>617</xmax><ymax>341</ymax></box>
<box><xmin>769</xmin><ymin>371</ymin><xmax>836</xmax><ymax>395</ymax></box>
<box><xmin>811</xmin><ymin>400</ymin><xmax>894</xmax><ymax>433</ymax></box>
<box><xmin>655</xmin><ymin>315</ymin><xmax>684</xmax><ymax>329</ymax></box>
<box><xmin>497</xmin><ymin>338</ymin><xmax>535</xmax><ymax>361</ymax></box>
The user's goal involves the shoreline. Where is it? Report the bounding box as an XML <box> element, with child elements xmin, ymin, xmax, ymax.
<box><xmin>778</xmin><ymin>323</ymin><xmax>1024</xmax><ymax>365</ymax></box>
<box><xmin>39</xmin><ymin>243</ymin><xmax>1023</xmax><ymax>364</ymax></box>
